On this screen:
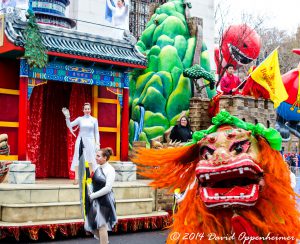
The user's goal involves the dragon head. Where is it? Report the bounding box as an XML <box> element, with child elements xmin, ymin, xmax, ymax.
<box><xmin>196</xmin><ymin>125</ymin><xmax>264</xmax><ymax>209</ymax></box>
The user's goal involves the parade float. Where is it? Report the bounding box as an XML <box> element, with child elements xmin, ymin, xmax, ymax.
<box><xmin>0</xmin><ymin>0</ymin><xmax>297</xmax><ymax>241</ymax></box>
<box><xmin>127</xmin><ymin>0</ymin><xmax>289</xmax><ymax>222</ymax></box>
<box><xmin>0</xmin><ymin>0</ymin><xmax>172</xmax><ymax>241</ymax></box>
<box><xmin>126</xmin><ymin>0</ymin><xmax>300</xmax><ymax>241</ymax></box>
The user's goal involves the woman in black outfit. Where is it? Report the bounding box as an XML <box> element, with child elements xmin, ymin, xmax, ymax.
<box><xmin>84</xmin><ymin>148</ymin><xmax>117</xmax><ymax>244</ymax></box>
<box><xmin>170</xmin><ymin>116</ymin><xmax>193</xmax><ymax>143</ymax></box>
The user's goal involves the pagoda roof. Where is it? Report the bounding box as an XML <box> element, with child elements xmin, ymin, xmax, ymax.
<box><xmin>2</xmin><ymin>10</ymin><xmax>147</xmax><ymax>68</ymax></box>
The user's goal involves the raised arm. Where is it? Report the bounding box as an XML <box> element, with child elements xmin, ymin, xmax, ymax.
<box><xmin>66</xmin><ymin>117</ymin><xmax>80</xmax><ymax>128</ymax></box>
<box><xmin>65</xmin><ymin>117</ymin><xmax>80</xmax><ymax>137</ymax></box>
<box><xmin>90</xmin><ymin>167</ymin><xmax>115</xmax><ymax>199</ymax></box>
<box><xmin>62</xmin><ymin>108</ymin><xmax>80</xmax><ymax>136</ymax></box>
<box><xmin>106</xmin><ymin>0</ymin><xmax>115</xmax><ymax>11</ymax></box>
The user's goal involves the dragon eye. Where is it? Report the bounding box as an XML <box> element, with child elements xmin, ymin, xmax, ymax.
<box><xmin>200</xmin><ymin>146</ymin><xmax>215</xmax><ymax>160</ymax></box>
<box><xmin>235</xmin><ymin>144</ymin><xmax>243</xmax><ymax>153</ymax></box>
<box><xmin>243</xmin><ymin>43</ymin><xmax>248</xmax><ymax>48</ymax></box>
<box><xmin>230</xmin><ymin>140</ymin><xmax>250</xmax><ymax>154</ymax></box>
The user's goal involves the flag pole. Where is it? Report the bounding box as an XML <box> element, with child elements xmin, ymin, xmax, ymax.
<box><xmin>236</xmin><ymin>74</ymin><xmax>251</xmax><ymax>89</ymax></box>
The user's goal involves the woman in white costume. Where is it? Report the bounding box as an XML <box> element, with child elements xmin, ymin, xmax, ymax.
<box><xmin>62</xmin><ymin>103</ymin><xmax>100</xmax><ymax>184</ymax></box>
<box><xmin>106</xmin><ymin>0</ymin><xmax>129</xmax><ymax>30</ymax></box>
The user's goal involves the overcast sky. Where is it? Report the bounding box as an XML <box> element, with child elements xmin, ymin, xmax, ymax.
<box><xmin>214</xmin><ymin>0</ymin><xmax>300</xmax><ymax>34</ymax></box>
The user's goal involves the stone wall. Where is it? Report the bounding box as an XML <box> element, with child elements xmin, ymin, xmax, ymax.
<box><xmin>156</xmin><ymin>188</ymin><xmax>174</xmax><ymax>211</ymax></box>
<box><xmin>189</xmin><ymin>97</ymin><xmax>211</xmax><ymax>131</ymax></box>
<box><xmin>189</xmin><ymin>96</ymin><xmax>277</xmax><ymax>132</ymax></box>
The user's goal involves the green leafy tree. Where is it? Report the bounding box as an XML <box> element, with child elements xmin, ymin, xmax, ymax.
<box><xmin>24</xmin><ymin>10</ymin><xmax>48</xmax><ymax>68</ymax></box>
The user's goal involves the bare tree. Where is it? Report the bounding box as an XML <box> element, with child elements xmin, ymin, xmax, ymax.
<box><xmin>257</xmin><ymin>26</ymin><xmax>300</xmax><ymax>74</ymax></box>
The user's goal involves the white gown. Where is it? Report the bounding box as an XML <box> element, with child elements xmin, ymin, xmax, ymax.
<box><xmin>106</xmin><ymin>0</ymin><xmax>129</xmax><ymax>30</ymax></box>
<box><xmin>66</xmin><ymin>115</ymin><xmax>100</xmax><ymax>171</ymax></box>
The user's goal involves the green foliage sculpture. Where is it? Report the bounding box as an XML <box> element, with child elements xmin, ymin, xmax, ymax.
<box><xmin>24</xmin><ymin>10</ymin><xmax>48</xmax><ymax>68</ymax></box>
<box><xmin>129</xmin><ymin>0</ymin><xmax>215</xmax><ymax>146</ymax></box>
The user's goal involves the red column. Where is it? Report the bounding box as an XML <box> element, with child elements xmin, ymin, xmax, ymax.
<box><xmin>18</xmin><ymin>77</ymin><xmax>28</xmax><ymax>160</ymax></box>
<box><xmin>121</xmin><ymin>88</ymin><xmax>129</xmax><ymax>161</ymax></box>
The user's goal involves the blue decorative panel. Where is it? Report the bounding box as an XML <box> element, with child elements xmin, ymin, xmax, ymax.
<box><xmin>20</xmin><ymin>58</ymin><xmax>128</xmax><ymax>89</ymax></box>
<box><xmin>21</xmin><ymin>59</ymin><xmax>126</xmax><ymax>106</ymax></box>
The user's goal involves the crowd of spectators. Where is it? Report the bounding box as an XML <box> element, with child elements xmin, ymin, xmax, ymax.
<box><xmin>284</xmin><ymin>153</ymin><xmax>300</xmax><ymax>168</ymax></box>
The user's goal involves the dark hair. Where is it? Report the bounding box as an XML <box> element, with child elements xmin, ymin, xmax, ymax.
<box><xmin>179</xmin><ymin>116</ymin><xmax>191</xmax><ymax>129</ymax></box>
<box><xmin>83</xmin><ymin>103</ymin><xmax>91</xmax><ymax>110</ymax></box>
<box><xmin>225</xmin><ymin>63</ymin><xmax>234</xmax><ymax>70</ymax></box>
<box><xmin>100</xmin><ymin>147</ymin><xmax>113</xmax><ymax>161</ymax></box>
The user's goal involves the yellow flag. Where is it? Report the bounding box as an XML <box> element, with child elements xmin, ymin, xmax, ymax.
<box><xmin>250</xmin><ymin>49</ymin><xmax>288</xmax><ymax>108</ymax></box>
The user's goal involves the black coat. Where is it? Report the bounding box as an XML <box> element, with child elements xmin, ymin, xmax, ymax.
<box><xmin>170</xmin><ymin>125</ymin><xmax>193</xmax><ymax>143</ymax></box>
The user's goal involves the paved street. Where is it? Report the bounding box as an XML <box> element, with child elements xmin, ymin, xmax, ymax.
<box><xmin>20</xmin><ymin>230</ymin><xmax>169</xmax><ymax>244</ymax></box>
